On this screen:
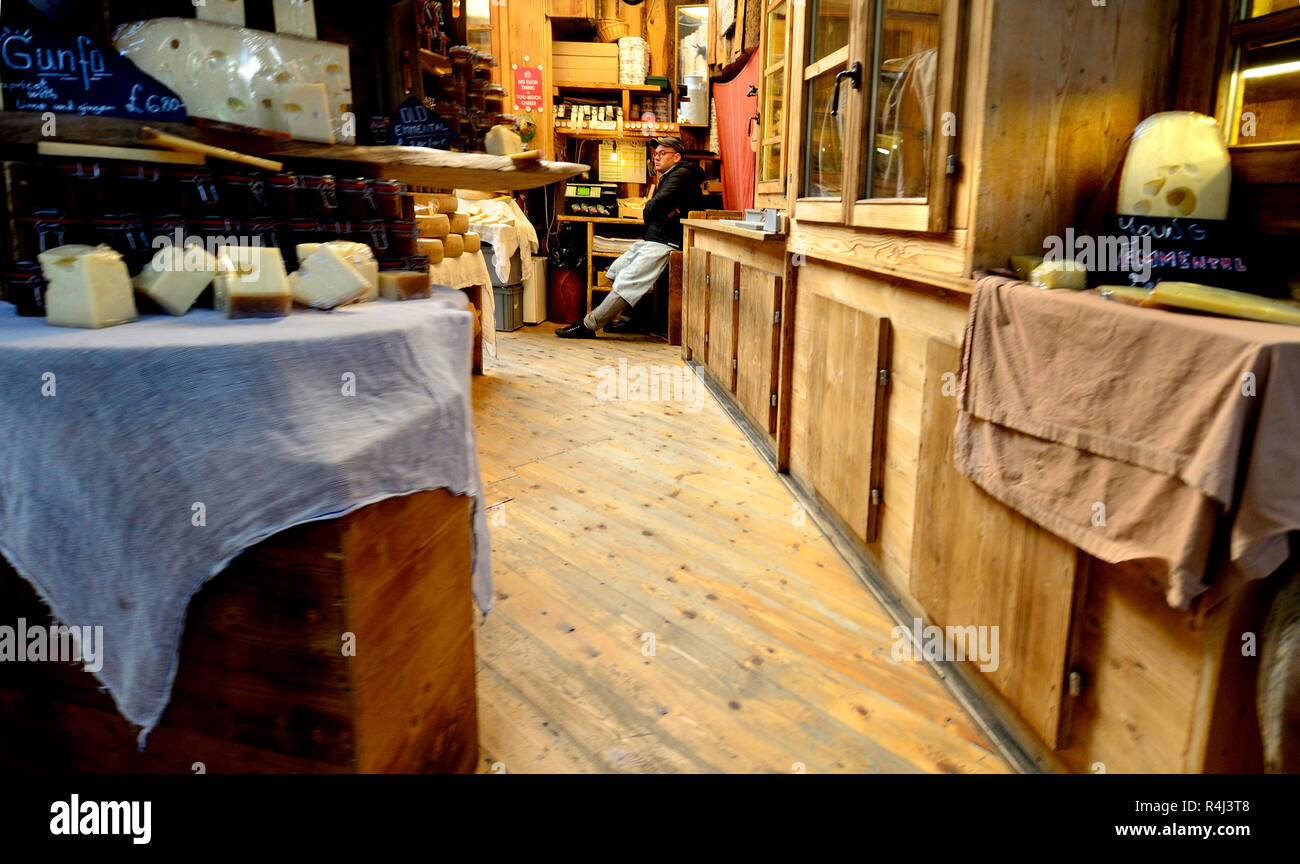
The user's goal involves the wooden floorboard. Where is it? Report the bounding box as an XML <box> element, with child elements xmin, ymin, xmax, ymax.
<box><xmin>472</xmin><ymin>325</ymin><xmax>1011</xmax><ymax>774</ymax></box>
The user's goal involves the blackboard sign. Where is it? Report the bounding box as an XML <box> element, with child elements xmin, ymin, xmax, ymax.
<box><xmin>391</xmin><ymin>96</ymin><xmax>454</xmax><ymax>149</ymax></box>
<box><xmin>1094</xmin><ymin>214</ymin><xmax>1279</xmax><ymax>295</ymax></box>
<box><xmin>0</xmin><ymin>25</ymin><xmax>187</xmax><ymax>123</ymax></box>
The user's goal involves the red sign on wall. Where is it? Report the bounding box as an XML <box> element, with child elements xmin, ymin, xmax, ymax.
<box><xmin>513</xmin><ymin>65</ymin><xmax>543</xmax><ymax>114</ymax></box>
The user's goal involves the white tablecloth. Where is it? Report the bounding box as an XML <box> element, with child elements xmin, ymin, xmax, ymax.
<box><xmin>0</xmin><ymin>294</ymin><xmax>491</xmax><ymax>742</ymax></box>
<box><xmin>430</xmin><ymin>250</ymin><xmax>496</xmax><ymax>358</ymax></box>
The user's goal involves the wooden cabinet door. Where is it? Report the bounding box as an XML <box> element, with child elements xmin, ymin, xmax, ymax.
<box><xmin>706</xmin><ymin>256</ymin><xmax>740</xmax><ymax>391</ymax></box>
<box><xmin>735</xmin><ymin>266</ymin><xmax>782</xmax><ymax>435</ymax></box>
<box><xmin>909</xmin><ymin>338</ymin><xmax>1080</xmax><ymax>749</ymax></box>
<box><xmin>803</xmin><ymin>294</ymin><xmax>890</xmax><ymax>542</ymax></box>
<box><xmin>684</xmin><ymin>247</ymin><xmax>710</xmax><ymax>363</ymax></box>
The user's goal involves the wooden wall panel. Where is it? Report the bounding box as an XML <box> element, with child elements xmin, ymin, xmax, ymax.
<box><xmin>802</xmin><ymin>295</ymin><xmax>888</xmax><ymax>543</ymax></box>
<box><xmin>684</xmin><ymin>245</ymin><xmax>710</xmax><ymax>362</ymax></box>
<box><xmin>735</xmin><ymin>267</ymin><xmax>780</xmax><ymax>436</ymax></box>
<box><xmin>706</xmin><ymin>256</ymin><xmax>740</xmax><ymax>390</ymax></box>
<box><xmin>909</xmin><ymin>338</ymin><xmax>1079</xmax><ymax>749</ymax></box>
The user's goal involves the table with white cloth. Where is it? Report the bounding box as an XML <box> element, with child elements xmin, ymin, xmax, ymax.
<box><xmin>429</xmin><ymin>249</ymin><xmax>496</xmax><ymax>366</ymax></box>
<box><xmin>0</xmin><ymin>294</ymin><xmax>490</xmax><ymax>772</ymax></box>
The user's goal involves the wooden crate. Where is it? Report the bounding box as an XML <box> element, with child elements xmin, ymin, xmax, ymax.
<box><xmin>0</xmin><ymin>488</ymin><xmax>479</xmax><ymax>774</ymax></box>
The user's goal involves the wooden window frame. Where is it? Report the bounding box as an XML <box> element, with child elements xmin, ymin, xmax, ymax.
<box><xmin>786</xmin><ymin>0</ymin><xmax>963</xmax><ymax>233</ymax></box>
<box><xmin>1216</xmin><ymin>4</ymin><xmax>1300</xmax><ymax>184</ymax></box>
<box><xmin>755</xmin><ymin>0</ymin><xmax>792</xmax><ymax>197</ymax></box>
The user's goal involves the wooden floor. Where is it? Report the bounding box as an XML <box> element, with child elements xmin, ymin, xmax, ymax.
<box><xmin>471</xmin><ymin>324</ymin><xmax>1012</xmax><ymax>773</ymax></box>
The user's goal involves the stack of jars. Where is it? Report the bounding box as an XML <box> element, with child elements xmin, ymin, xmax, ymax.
<box><xmin>424</xmin><ymin>45</ymin><xmax>507</xmax><ymax>153</ymax></box>
<box><xmin>5</xmin><ymin>160</ymin><xmax>423</xmax><ymax>316</ymax></box>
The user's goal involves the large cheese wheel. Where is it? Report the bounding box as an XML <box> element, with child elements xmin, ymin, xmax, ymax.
<box><xmin>417</xmin><ymin>213</ymin><xmax>450</xmax><ymax>238</ymax></box>
<box><xmin>418</xmin><ymin>238</ymin><xmax>445</xmax><ymax>265</ymax></box>
<box><xmin>447</xmin><ymin>212</ymin><xmax>469</xmax><ymax>235</ymax></box>
<box><xmin>442</xmin><ymin>233</ymin><xmax>465</xmax><ymax>258</ymax></box>
<box><xmin>430</xmin><ymin>194</ymin><xmax>459</xmax><ymax>213</ymax></box>
<box><xmin>462</xmin><ymin>232</ymin><xmax>481</xmax><ymax>254</ymax></box>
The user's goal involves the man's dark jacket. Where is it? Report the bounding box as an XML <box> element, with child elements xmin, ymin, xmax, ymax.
<box><xmin>642</xmin><ymin>160</ymin><xmax>704</xmax><ymax>248</ymax></box>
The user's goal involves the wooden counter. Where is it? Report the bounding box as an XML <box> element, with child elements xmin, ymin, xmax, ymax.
<box><xmin>0</xmin><ymin>488</ymin><xmax>478</xmax><ymax>773</ymax></box>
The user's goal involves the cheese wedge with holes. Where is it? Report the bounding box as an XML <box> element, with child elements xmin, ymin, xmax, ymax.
<box><xmin>290</xmin><ymin>244</ymin><xmax>369</xmax><ymax>309</ymax></box>
<box><xmin>38</xmin><ymin>245</ymin><xmax>138</xmax><ymax>329</ymax></box>
<box><xmin>1118</xmin><ymin>112</ymin><xmax>1231</xmax><ymax>220</ymax></box>
<box><xmin>1150</xmin><ymin>282</ymin><xmax>1300</xmax><ymax>325</ymax></box>
<box><xmin>279</xmin><ymin>82</ymin><xmax>334</xmax><ymax>144</ymax></box>
<box><xmin>215</xmin><ymin>246</ymin><xmax>291</xmax><ymax>318</ymax></box>
<box><xmin>133</xmin><ymin>245</ymin><xmax>218</xmax><ymax>315</ymax></box>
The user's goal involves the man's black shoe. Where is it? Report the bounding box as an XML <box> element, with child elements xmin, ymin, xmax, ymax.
<box><xmin>603</xmin><ymin>317</ymin><xmax>641</xmax><ymax>334</ymax></box>
<box><xmin>555</xmin><ymin>323</ymin><xmax>598</xmax><ymax>339</ymax></box>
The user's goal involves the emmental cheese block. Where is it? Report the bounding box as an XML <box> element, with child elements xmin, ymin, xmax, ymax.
<box><xmin>290</xmin><ymin>245</ymin><xmax>370</xmax><ymax>309</ymax></box>
<box><xmin>197</xmin><ymin>0</ymin><xmax>245</xmax><ymax>26</ymax></box>
<box><xmin>296</xmin><ymin>241</ymin><xmax>377</xmax><ymax>301</ymax></box>
<box><xmin>462</xmin><ymin>232</ymin><xmax>481</xmax><ymax>254</ymax></box>
<box><xmin>215</xmin><ymin>246</ymin><xmax>292</xmax><ymax>318</ymax></box>
<box><xmin>378</xmin><ymin>270</ymin><xmax>432</xmax><ymax>301</ymax></box>
<box><xmin>133</xmin><ymin>245</ymin><xmax>219</xmax><ymax>315</ymax></box>
<box><xmin>38</xmin><ymin>245</ymin><xmax>138</xmax><ymax>329</ymax></box>
<box><xmin>1029</xmin><ymin>259</ymin><xmax>1088</xmax><ymax>290</ymax></box>
<box><xmin>113</xmin><ymin>18</ymin><xmax>355</xmax><ymax>144</ymax></box>
<box><xmin>279</xmin><ymin>82</ymin><xmax>334</xmax><ymax>144</ymax></box>
<box><xmin>417</xmin><ymin>238</ymin><xmax>445</xmax><ymax>265</ymax></box>
<box><xmin>442</xmin><ymin>233</ymin><xmax>465</xmax><ymax>258</ymax></box>
<box><xmin>447</xmin><ymin>213</ymin><xmax>469</xmax><ymax>235</ymax></box>
<box><xmin>1149</xmin><ymin>282</ymin><xmax>1300</xmax><ymax>326</ymax></box>
<box><xmin>1117</xmin><ymin>112</ymin><xmax>1231</xmax><ymax>220</ymax></box>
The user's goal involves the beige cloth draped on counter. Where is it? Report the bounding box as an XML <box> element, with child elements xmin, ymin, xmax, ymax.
<box><xmin>954</xmin><ymin>274</ymin><xmax>1300</xmax><ymax>609</ymax></box>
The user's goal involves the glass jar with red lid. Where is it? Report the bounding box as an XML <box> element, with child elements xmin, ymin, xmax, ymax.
<box><xmin>300</xmin><ymin>175</ymin><xmax>338</xmax><ymax>216</ymax></box>
<box><xmin>472</xmin><ymin>51</ymin><xmax>494</xmax><ymax>82</ymax></box>
<box><xmin>337</xmin><ymin>178</ymin><xmax>372</xmax><ymax>220</ymax></box>
<box><xmin>92</xmin><ymin>214</ymin><xmax>153</xmax><ymax>273</ymax></box>
<box><xmin>280</xmin><ymin>217</ymin><xmax>324</xmax><ymax>269</ymax></box>
<box><xmin>52</xmin><ymin>161</ymin><xmax>104</xmax><ymax>217</ymax></box>
<box><xmin>449</xmin><ymin>45</ymin><xmax>475</xmax><ymax>83</ymax></box>
<box><xmin>19</xmin><ymin>209</ymin><xmax>80</xmax><ymax>258</ymax></box>
<box><xmin>370</xmin><ymin>180</ymin><xmax>406</xmax><ymax>220</ymax></box>
<box><xmin>219</xmin><ymin>172</ymin><xmax>268</xmax><ymax>216</ymax></box>
<box><xmin>266</xmin><ymin>173</ymin><xmax>299</xmax><ymax>218</ymax></box>
<box><xmin>243</xmin><ymin>216</ymin><xmax>281</xmax><ymax>253</ymax></box>
<box><xmin>118</xmin><ymin>164</ymin><xmax>167</xmax><ymax>217</ymax></box>
<box><xmin>6</xmin><ymin>261</ymin><xmax>47</xmax><ymax>317</ymax></box>
<box><xmin>483</xmin><ymin>84</ymin><xmax>507</xmax><ymax>116</ymax></box>
<box><xmin>385</xmin><ymin>220</ymin><xmax>420</xmax><ymax>257</ymax></box>
<box><xmin>353</xmin><ymin>219</ymin><xmax>390</xmax><ymax>257</ymax></box>
<box><xmin>467</xmin><ymin>80</ymin><xmax>487</xmax><ymax>114</ymax></box>
<box><xmin>173</xmin><ymin>169</ymin><xmax>221</xmax><ymax>213</ymax></box>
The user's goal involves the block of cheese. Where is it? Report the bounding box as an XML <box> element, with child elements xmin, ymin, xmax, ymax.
<box><xmin>418</xmin><ymin>213</ymin><xmax>450</xmax><ymax>238</ymax></box>
<box><xmin>273</xmin><ymin>0</ymin><xmax>317</xmax><ymax>39</ymax></box>
<box><xmin>197</xmin><ymin>0</ymin><xmax>245</xmax><ymax>26</ymax></box>
<box><xmin>113</xmin><ymin>18</ymin><xmax>355</xmax><ymax>144</ymax></box>
<box><xmin>290</xmin><ymin>244</ymin><xmax>370</xmax><ymax>309</ymax></box>
<box><xmin>38</xmin><ymin>245</ymin><xmax>138</xmax><ymax>329</ymax></box>
<box><xmin>1098</xmin><ymin>285</ymin><xmax>1156</xmax><ymax>307</ymax></box>
<box><xmin>133</xmin><ymin>245</ymin><xmax>219</xmax><ymax>315</ymax></box>
<box><xmin>215</xmin><ymin>246</ymin><xmax>291</xmax><ymax>318</ymax></box>
<box><xmin>378</xmin><ymin>270</ymin><xmax>433</xmax><ymax>301</ymax></box>
<box><xmin>447</xmin><ymin>212</ymin><xmax>469</xmax><ymax>235</ymax></box>
<box><xmin>417</xmin><ymin>238</ymin><xmax>445</xmax><ymax>265</ymax></box>
<box><xmin>1029</xmin><ymin>259</ymin><xmax>1088</xmax><ymax>290</ymax></box>
<box><xmin>462</xmin><ymin>232</ymin><xmax>481</xmax><ymax>254</ymax></box>
<box><xmin>442</xmin><ymin>233</ymin><xmax>465</xmax><ymax>258</ymax></box>
<box><xmin>1117</xmin><ymin>112</ymin><xmax>1230</xmax><ymax>220</ymax></box>
<box><xmin>279</xmin><ymin>82</ymin><xmax>334</xmax><ymax>144</ymax></box>
<box><xmin>1010</xmin><ymin>255</ymin><xmax>1043</xmax><ymax>282</ymax></box>
<box><xmin>295</xmin><ymin>240</ymin><xmax>377</xmax><ymax>301</ymax></box>
<box><xmin>1149</xmin><ymin>281</ymin><xmax>1300</xmax><ymax>326</ymax></box>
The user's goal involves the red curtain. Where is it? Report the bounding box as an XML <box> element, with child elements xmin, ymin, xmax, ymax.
<box><xmin>713</xmin><ymin>50</ymin><xmax>760</xmax><ymax>212</ymax></box>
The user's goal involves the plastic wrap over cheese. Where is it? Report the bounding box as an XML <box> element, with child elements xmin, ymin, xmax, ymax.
<box><xmin>1117</xmin><ymin>112</ymin><xmax>1230</xmax><ymax>220</ymax></box>
<box><xmin>113</xmin><ymin>18</ymin><xmax>353</xmax><ymax>144</ymax></box>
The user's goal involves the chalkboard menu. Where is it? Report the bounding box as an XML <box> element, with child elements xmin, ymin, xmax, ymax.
<box><xmin>1094</xmin><ymin>214</ymin><xmax>1280</xmax><ymax>296</ymax></box>
<box><xmin>0</xmin><ymin>25</ymin><xmax>187</xmax><ymax>123</ymax></box>
<box><xmin>391</xmin><ymin>96</ymin><xmax>454</xmax><ymax>150</ymax></box>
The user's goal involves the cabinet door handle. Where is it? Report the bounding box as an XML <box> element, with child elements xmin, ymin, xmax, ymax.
<box><xmin>747</xmin><ymin>113</ymin><xmax>760</xmax><ymax>138</ymax></box>
<box><xmin>831</xmin><ymin>61</ymin><xmax>863</xmax><ymax>118</ymax></box>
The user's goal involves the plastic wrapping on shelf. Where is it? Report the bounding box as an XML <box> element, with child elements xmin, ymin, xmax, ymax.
<box><xmin>113</xmin><ymin>18</ymin><xmax>353</xmax><ymax>144</ymax></box>
<box><xmin>197</xmin><ymin>0</ymin><xmax>246</xmax><ymax>27</ymax></box>
<box><xmin>273</xmin><ymin>0</ymin><xmax>318</xmax><ymax>40</ymax></box>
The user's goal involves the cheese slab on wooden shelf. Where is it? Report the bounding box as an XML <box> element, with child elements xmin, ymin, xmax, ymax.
<box><xmin>133</xmin><ymin>245</ymin><xmax>219</xmax><ymax>316</ymax></box>
<box><xmin>296</xmin><ymin>241</ymin><xmax>377</xmax><ymax>301</ymax></box>
<box><xmin>1117</xmin><ymin>112</ymin><xmax>1231</xmax><ymax>220</ymax></box>
<box><xmin>38</xmin><ymin>245</ymin><xmax>138</xmax><ymax>329</ymax></box>
<box><xmin>215</xmin><ymin>246</ymin><xmax>291</xmax><ymax>318</ymax></box>
<box><xmin>1150</xmin><ymin>282</ymin><xmax>1300</xmax><ymax>326</ymax></box>
<box><xmin>290</xmin><ymin>245</ymin><xmax>370</xmax><ymax>309</ymax></box>
<box><xmin>1029</xmin><ymin>259</ymin><xmax>1088</xmax><ymax>290</ymax></box>
<box><xmin>113</xmin><ymin>18</ymin><xmax>354</xmax><ymax>144</ymax></box>
<box><xmin>378</xmin><ymin>270</ymin><xmax>432</xmax><ymax>301</ymax></box>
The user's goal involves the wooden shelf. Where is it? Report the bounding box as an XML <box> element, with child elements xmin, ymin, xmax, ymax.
<box><xmin>554</xmin><ymin>127</ymin><xmax>681</xmax><ymax>140</ymax></box>
<box><xmin>681</xmin><ymin>217</ymin><xmax>786</xmax><ymax>241</ymax></box>
<box><xmin>418</xmin><ymin>49</ymin><xmax>453</xmax><ymax>77</ymax></box>
<box><xmin>557</xmin><ymin>214</ymin><xmax>642</xmax><ymax>224</ymax></box>
<box><xmin>0</xmin><ymin>112</ymin><xmax>587</xmax><ymax>192</ymax></box>
<box><xmin>553</xmin><ymin>81</ymin><xmax>661</xmax><ymax>93</ymax></box>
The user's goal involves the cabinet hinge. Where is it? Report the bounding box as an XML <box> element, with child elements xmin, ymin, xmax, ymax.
<box><xmin>878</xmin><ymin>368</ymin><xmax>890</xmax><ymax>387</ymax></box>
<box><xmin>770</xmin><ymin>392</ymin><xmax>778</xmax><ymax>407</ymax></box>
<box><xmin>1068</xmin><ymin>670</ymin><xmax>1084</xmax><ymax>697</ymax></box>
<box><xmin>774</xmin><ymin>309</ymin><xmax>781</xmax><ymax>324</ymax></box>
<box><xmin>705</xmin><ymin>274</ymin><xmax>711</xmax><ymax>285</ymax></box>
<box><xmin>704</xmin><ymin>333</ymin><xmax>709</xmax><ymax>344</ymax></box>
<box><xmin>732</xmin><ymin>357</ymin><xmax>738</xmax><ymax>370</ymax></box>
<box><xmin>870</xmin><ymin>488</ymin><xmax>882</xmax><ymax>506</ymax></box>
<box><xmin>945</xmin><ymin>154</ymin><xmax>958</xmax><ymax>175</ymax></box>
<box><xmin>733</xmin><ymin>288</ymin><xmax>739</xmax><ymax>301</ymax></box>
